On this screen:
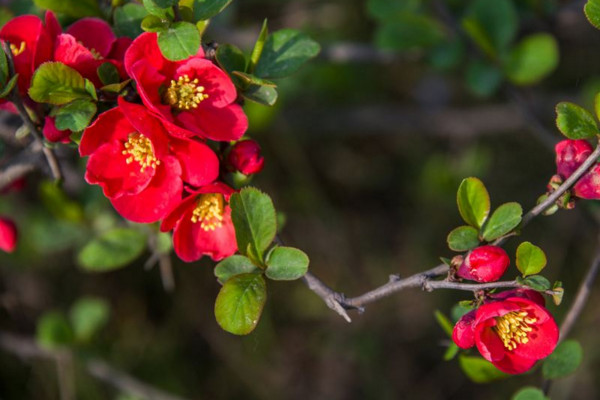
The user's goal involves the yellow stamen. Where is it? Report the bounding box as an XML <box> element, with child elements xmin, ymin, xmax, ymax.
<box><xmin>190</xmin><ymin>193</ymin><xmax>224</xmax><ymax>231</ymax></box>
<box><xmin>164</xmin><ymin>74</ymin><xmax>209</xmax><ymax>110</ymax></box>
<box><xmin>494</xmin><ymin>311</ymin><xmax>537</xmax><ymax>351</ymax></box>
<box><xmin>122</xmin><ymin>132</ymin><xmax>160</xmax><ymax>173</ymax></box>
<box><xmin>10</xmin><ymin>42</ymin><xmax>26</xmax><ymax>56</ymax></box>
<box><xmin>77</xmin><ymin>41</ymin><xmax>103</xmax><ymax>60</ymax></box>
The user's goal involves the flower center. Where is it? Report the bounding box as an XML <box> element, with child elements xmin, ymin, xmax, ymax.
<box><xmin>122</xmin><ymin>132</ymin><xmax>160</xmax><ymax>173</ymax></box>
<box><xmin>10</xmin><ymin>42</ymin><xmax>26</xmax><ymax>56</ymax></box>
<box><xmin>494</xmin><ymin>311</ymin><xmax>537</xmax><ymax>351</ymax></box>
<box><xmin>164</xmin><ymin>75</ymin><xmax>209</xmax><ymax>110</ymax></box>
<box><xmin>190</xmin><ymin>193</ymin><xmax>224</xmax><ymax>231</ymax></box>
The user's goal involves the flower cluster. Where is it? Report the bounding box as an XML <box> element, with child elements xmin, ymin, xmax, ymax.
<box><xmin>554</xmin><ymin>139</ymin><xmax>600</xmax><ymax>200</ymax></box>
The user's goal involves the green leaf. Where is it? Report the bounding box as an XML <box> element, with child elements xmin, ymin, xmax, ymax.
<box><xmin>157</xmin><ymin>21</ymin><xmax>200</xmax><ymax>61</ymax></box>
<box><xmin>456</xmin><ymin>177</ymin><xmax>490</xmax><ymax>229</ymax></box>
<box><xmin>51</xmin><ymin>99</ymin><xmax>97</xmax><ymax>132</ymax></box>
<box><xmin>141</xmin><ymin>14</ymin><xmax>170</xmax><ymax>33</ymax></box>
<box><xmin>69</xmin><ymin>297</ymin><xmax>110</xmax><ymax>342</ymax></box>
<box><xmin>77</xmin><ymin>228</ymin><xmax>147</xmax><ymax>272</ymax></box>
<box><xmin>0</xmin><ymin>45</ymin><xmax>8</xmax><ymax>85</ymax></box>
<box><xmin>512</xmin><ymin>387</ymin><xmax>548</xmax><ymax>400</ymax></box>
<box><xmin>434</xmin><ymin>310</ymin><xmax>453</xmax><ymax>337</ymax></box>
<box><xmin>459</xmin><ymin>355</ymin><xmax>509</xmax><ymax>383</ymax></box>
<box><xmin>214</xmin><ymin>255</ymin><xmax>259</xmax><ymax>284</ymax></box>
<box><xmin>0</xmin><ymin>74</ymin><xmax>18</xmax><ymax>99</ymax></box>
<box><xmin>465</xmin><ymin>59</ymin><xmax>502</xmax><ymax>97</ymax></box>
<box><xmin>254</xmin><ymin>29</ymin><xmax>321</xmax><ymax>79</ymax></box>
<box><xmin>249</xmin><ymin>19</ymin><xmax>268</xmax><ymax>73</ymax></box>
<box><xmin>114</xmin><ymin>3</ymin><xmax>148</xmax><ymax>39</ymax></box>
<box><xmin>585</xmin><ymin>0</ymin><xmax>600</xmax><ymax>30</ymax></box>
<box><xmin>517</xmin><ymin>275</ymin><xmax>551</xmax><ymax>291</ymax></box>
<box><xmin>594</xmin><ymin>92</ymin><xmax>600</xmax><ymax>122</ymax></box>
<box><xmin>451</xmin><ymin>302</ymin><xmax>474</xmax><ymax>322</ymax></box>
<box><xmin>542</xmin><ymin>340</ymin><xmax>583</xmax><ymax>380</ymax></box>
<box><xmin>216</xmin><ymin>44</ymin><xmax>248</xmax><ymax>76</ymax></box>
<box><xmin>505</xmin><ymin>34</ymin><xmax>559</xmax><ymax>85</ymax></box>
<box><xmin>265</xmin><ymin>246</ymin><xmax>309</xmax><ymax>280</ymax></box>
<box><xmin>481</xmin><ymin>202</ymin><xmax>522</xmax><ymax>241</ymax></box>
<box><xmin>232</xmin><ymin>71</ymin><xmax>276</xmax><ymax>87</ymax></box>
<box><xmin>375</xmin><ymin>14</ymin><xmax>444</xmax><ymax>52</ymax></box>
<box><xmin>447</xmin><ymin>225</ymin><xmax>480</xmax><ymax>252</ymax></box>
<box><xmin>429</xmin><ymin>38</ymin><xmax>465</xmax><ymax>71</ymax></box>
<box><xmin>516</xmin><ymin>242</ymin><xmax>547</xmax><ymax>277</ymax></box>
<box><xmin>143</xmin><ymin>0</ymin><xmax>173</xmax><ymax>18</ymax></box>
<box><xmin>29</xmin><ymin>62</ymin><xmax>92</xmax><ymax>105</ymax></box>
<box><xmin>33</xmin><ymin>0</ymin><xmax>102</xmax><ymax>18</ymax></box>
<box><xmin>97</xmin><ymin>63</ymin><xmax>121</xmax><ymax>86</ymax></box>
<box><xmin>443</xmin><ymin>343</ymin><xmax>459</xmax><ymax>361</ymax></box>
<box><xmin>153</xmin><ymin>0</ymin><xmax>177</xmax><ymax>7</ymax></box>
<box><xmin>229</xmin><ymin>187</ymin><xmax>277</xmax><ymax>262</ymax></box>
<box><xmin>39</xmin><ymin>181</ymin><xmax>84</xmax><ymax>222</ymax></box>
<box><xmin>555</xmin><ymin>102</ymin><xmax>600</xmax><ymax>139</ymax></box>
<box><xmin>214</xmin><ymin>273</ymin><xmax>267</xmax><ymax>335</ymax></box>
<box><xmin>462</xmin><ymin>0</ymin><xmax>517</xmax><ymax>56</ymax></box>
<box><xmin>366</xmin><ymin>0</ymin><xmax>420</xmax><ymax>20</ymax></box>
<box><xmin>36</xmin><ymin>311</ymin><xmax>73</xmax><ymax>350</ymax></box>
<box><xmin>242</xmin><ymin>85</ymin><xmax>278</xmax><ymax>106</ymax></box>
<box><xmin>193</xmin><ymin>0</ymin><xmax>232</xmax><ymax>21</ymax></box>
<box><xmin>100</xmin><ymin>79</ymin><xmax>131</xmax><ymax>94</ymax></box>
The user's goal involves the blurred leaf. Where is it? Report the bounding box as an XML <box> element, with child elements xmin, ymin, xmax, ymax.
<box><xmin>517</xmin><ymin>275</ymin><xmax>551</xmax><ymax>291</ymax></box>
<box><xmin>0</xmin><ymin>74</ymin><xmax>18</xmax><ymax>99</ymax></box>
<box><xmin>69</xmin><ymin>297</ymin><xmax>110</xmax><ymax>342</ymax></box>
<box><xmin>555</xmin><ymin>102</ymin><xmax>599</xmax><ymax>139</ymax></box>
<box><xmin>78</xmin><ymin>228</ymin><xmax>147</xmax><ymax>272</ymax></box>
<box><xmin>33</xmin><ymin>0</ymin><xmax>101</xmax><ymax>18</ymax></box>
<box><xmin>375</xmin><ymin>14</ymin><xmax>444</xmax><ymax>52</ymax></box>
<box><xmin>463</xmin><ymin>0</ymin><xmax>517</xmax><ymax>56</ymax></box>
<box><xmin>114</xmin><ymin>3</ymin><xmax>148</xmax><ymax>39</ymax></box>
<box><xmin>0</xmin><ymin>45</ymin><xmax>7</xmax><ymax>85</ymax></box>
<box><xmin>447</xmin><ymin>225</ymin><xmax>480</xmax><ymax>251</ymax></box>
<box><xmin>249</xmin><ymin>19</ymin><xmax>268</xmax><ymax>72</ymax></box>
<box><xmin>242</xmin><ymin>85</ymin><xmax>278</xmax><ymax>106</ymax></box>
<box><xmin>157</xmin><ymin>21</ymin><xmax>200</xmax><ymax>61</ymax></box>
<box><xmin>156</xmin><ymin>231</ymin><xmax>172</xmax><ymax>254</ymax></box>
<box><xmin>216</xmin><ymin>44</ymin><xmax>248</xmax><ymax>76</ymax></box>
<box><xmin>233</xmin><ymin>71</ymin><xmax>276</xmax><ymax>87</ymax></box>
<box><xmin>434</xmin><ymin>310</ymin><xmax>453</xmax><ymax>337</ymax></box>
<box><xmin>451</xmin><ymin>303</ymin><xmax>474</xmax><ymax>322</ymax></box>
<box><xmin>505</xmin><ymin>34</ymin><xmax>558</xmax><ymax>85</ymax></box>
<box><xmin>542</xmin><ymin>340</ymin><xmax>583</xmax><ymax>379</ymax></box>
<box><xmin>255</xmin><ymin>29</ymin><xmax>320</xmax><ymax>79</ymax></box>
<box><xmin>585</xmin><ymin>0</ymin><xmax>600</xmax><ymax>30</ymax></box>
<box><xmin>265</xmin><ymin>246</ymin><xmax>309</xmax><ymax>280</ymax></box>
<box><xmin>457</xmin><ymin>177</ymin><xmax>490</xmax><ymax>229</ymax></box>
<box><xmin>516</xmin><ymin>242</ymin><xmax>547</xmax><ymax>277</ymax></box>
<box><xmin>214</xmin><ymin>255</ymin><xmax>259</xmax><ymax>284</ymax></box>
<box><xmin>141</xmin><ymin>14</ymin><xmax>170</xmax><ymax>32</ymax></box>
<box><xmin>97</xmin><ymin>63</ymin><xmax>120</xmax><ymax>86</ymax></box>
<box><xmin>429</xmin><ymin>38</ymin><xmax>464</xmax><ymax>71</ymax></box>
<box><xmin>595</xmin><ymin>92</ymin><xmax>600</xmax><ymax>121</ymax></box>
<box><xmin>367</xmin><ymin>0</ymin><xmax>420</xmax><ymax>20</ymax></box>
<box><xmin>36</xmin><ymin>311</ymin><xmax>73</xmax><ymax>350</ymax></box>
<box><xmin>143</xmin><ymin>0</ymin><xmax>173</xmax><ymax>18</ymax></box>
<box><xmin>153</xmin><ymin>0</ymin><xmax>177</xmax><ymax>7</ymax></box>
<box><xmin>29</xmin><ymin>62</ymin><xmax>92</xmax><ymax>105</ymax></box>
<box><xmin>193</xmin><ymin>0</ymin><xmax>232</xmax><ymax>20</ymax></box>
<box><xmin>466</xmin><ymin>59</ymin><xmax>502</xmax><ymax>97</ymax></box>
<box><xmin>443</xmin><ymin>343</ymin><xmax>459</xmax><ymax>361</ymax></box>
<box><xmin>214</xmin><ymin>273</ymin><xmax>267</xmax><ymax>335</ymax></box>
<box><xmin>39</xmin><ymin>181</ymin><xmax>84</xmax><ymax>222</ymax></box>
<box><xmin>459</xmin><ymin>355</ymin><xmax>509</xmax><ymax>383</ymax></box>
<box><xmin>512</xmin><ymin>387</ymin><xmax>548</xmax><ymax>400</ymax></box>
<box><xmin>481</xmin><ymin>202</ymin><xmax>522</xmax><ymax>241</ymax></box>
<box><xmin>52</xmin><ymin>99</ymin><xmax>97</xmax><ymax>132</ymax></box>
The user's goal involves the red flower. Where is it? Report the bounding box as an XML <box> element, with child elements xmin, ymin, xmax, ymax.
<box><xmin>161</xmin><ymin>182</ymin><xmax>237</xmax><ymax>262</ymax></box>
<box><xmin>124</xmin><ymin>32</ymin><xmax>247</xmax><ymax>141</ymax></box>
<box><xmin>456</xmin><ymin>245</ymin><xmax>509</xmax><ymax>283</ymax></box>
<box><xmin>43</xmin><ymin>116</ymin><xmax>71</xmax><ymax>143</ymax></box>
<box><xmin>0</xmin><ymin>216</ymin><xmax>17</xmax><ymax>252</ymax></box>
<box><xmin>80</xmin><ymin>98</ymin><xmax>219</xmax><ymax>223</ymax></box>
<box><xmin>555</xmin><ymin>139</ymin><xmax>593</xmax><ymax>180</ymax></box>
<box><xmin>228</xmin><ymin>139</ymin><xmax>264</xmax><ymax>175</ymax></box>
<box><xmin>54</xmin><ymin>18</ymin><xmax>132</xmax><ymax>87</ymax></box>
<box><xmin>452</xmin><ymin>296</ymin><xmax>558</xmax><ymax>374</ymax></box>
<box><xmin>0</xmin><ymin>11</ymin><xmax>59</xmax><ymax>95</ymax></box>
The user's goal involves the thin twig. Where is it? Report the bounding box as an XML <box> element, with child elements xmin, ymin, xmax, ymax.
<box><xmin>0</xmin><ymin>160</ymin><xmax>37</xmax><ymax>191</ymax></box>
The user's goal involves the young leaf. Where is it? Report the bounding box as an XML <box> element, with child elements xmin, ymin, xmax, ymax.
<box><xmin>516</xmin><ymin>242</ymin><xmax>547</xmax><ymax>277</ymax></box>
<box><xmin>456</xmin><ymin>177</ymin><xmax>490</xmax><ymax>229</ymax></box>
<box><xmin>157</xmin><ymin>21</ymin><xmax>201</xmax><ymax>61</ymax></box>
<box><xmin>97</xmin><ymin>63</ymin><xmax>121</xmax><ymax>86</ymax></box>
<box><xmin>517</xmin><ymin>275</ymin><xmax>551</xmax><ymax>291</ymax></box>
<box><xmin>114</xmin><ymin>3</ymin><xmax>148</xmax><ymax>39</ymax></box>
<box><xmin>29</xmin><ymin>62</ymin><xmax>92</xmax><ymax>105</ymax></box>
<box><xmin>434</xmin><ymin>310</ymin><xmax>453</xmax><ymax>337</ymax></box>
<box><xmin>69</xmin><ymin>297</ymin><xmax>110</xmax><ymax>342</ymax></box>
<box><xmin>375</xmin><ymin>14</ymin><xmax>444</xmax><ymax>52</ymax></box>
<box><xmin>152</xmin><ymin>0</ymin><xmax>178</xmax><ymax>7</ymax></box>
<box><xmin>481</xmin><ymin>202</ymin><xmax>522</xmax><ymax>241</ymax></box>
<box><xmin>214</xmin><ymin>273</ymin><xmax>267</xmax><ymax>335</ymax></box>
<box><xmin>542</xmin><ymin>340</ymin><xmax>583</xmax><ymax>380</ymax></box>
<box><xmin>232</xmin><ymin>71</ymin><xmax>276</xmax><ymax>87</ymax></box>
<box><xmin>595</xmin><ymin>92</ymin><xmax>600</xmax><ymax>122</ymax></box>
<box><xmin>216</xmin><ymin>44</ymin><xmax>248</xmax><ymax>76</ymax></box>
<box><xmin>505</xmin><ymin>34</ymin><xmax>558</xmax><ymax>85</ymax></box>
<box><xmin>51</xmin><ymin>99</ymin><xmax>97</xmax><ymax>132</ymax></box>
<box><xmin>249</xmin><ymin>19</ymin><xmax>268</xmax><ymax>73</ymax></box>
<box><xmin>242</xmin><ymin>85</ymin><xmax>278</xmax><ymax>106</ymax></box>
<box><xmin>443</xmin><ymin>343</ymin><xmax>459</xmax><ymax>361</ymax></box>
<box><xmin>33</xmin><ymin>0</ymin><xmax>102</xmax><ymax>18</ymax></box>
<box><xmin>512</xmin><ymin>387</ymin><xmax>547</xmax><ymax>400</ymax></box>
<box><xmin>229</xmin><ymin>187</ymin><xmax>277</xmax><ymax>262</ymax></box>
<box><xmin>194</xmin><ymin>0</ymin><xmax>233</xmax><ymax>21</ymax></box>
<box><xmin>585</xmin><ymin>0</ymin><xmax>600</xmax><ymax>30</ymax></box>
<box><xmin>214</xmin><ymin>255</ymin><xmax>259</xmax><ymax>284</ymax></box>
<box><xmin>143</xmin><ymin>0</ymin><xmax>174</xmax><ymax>18</ymax></box>
<box><xmin>265</xmin><ymin>246</ymin><xmax>309</xmax><ymax>280</ymax></box>
<box><xmin>254</xmin><ymin>29</ymin><xmax>321</xmax><ymax>79</ymax></box>
<box><xmin>0</xmin><ymin>74</ymin><xmax>19</xmax><ymax>99</ymax></box>
<box><xmin>0</xmin><ymin>45</ymin><xmax>8</xmax><ymax>85</ymax></box>
<box><xmin>555</xmin><ymin>102</ymin><xmax>599</xmax><ymax>139</ymax></box>
<box><xmin>447</xmin><ymin>225</ymin><xmax>479</xmax><ymax>252</ymax></box>
<box><xmin>77</xmin><ymin>228</ymin><xmax>147</xmax><ymax>272</ymax></box>
<box><xmin>141</xmin><ymin>14</ymin><xmax>170</xmax><ymax>33</ymax></box>
<box><xmin>36</xmin><ymin>311</ymin><xmax>74</xmax><ymax>350</ymax></box>
<box><xmin>458</xmin><ymin>355</ymin><xmax>509</xmax><ymax>383</ymax></box>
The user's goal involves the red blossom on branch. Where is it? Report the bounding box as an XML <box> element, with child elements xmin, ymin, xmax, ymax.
<box><xmin>228</xmin><ymin>139</ymin><xmax>265</xmax><ymax>175</ymax></box>
<box><xmin>554</xmin><ymin>139</ymin><xmax>600</xmax><ymax>200</ymax></box>
<box><xmin>0</xmin><ymin>216</ymin><xmax>17</xmax><ymax>253</ymax></box>
<box><xmin>456</xmin><ymin>245</ymin><xmax>510</xmax><ymax>283</ymax></box>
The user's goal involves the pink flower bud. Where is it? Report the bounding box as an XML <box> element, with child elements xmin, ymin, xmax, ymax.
<box><xmin>228</xmin><ymin>140</ymin><xmax>264</xmax><ymax>175</ymax></box>
<box><xmin>0</xmin><ymin>217</ymin><xmax>18</xmax><ymax>252</ymax></box>
<box><xmin>573</xmin><ymin>164</ymin><xmax>600</xmax><ymax>200</ymax></box>
<box><xmin>43</xmin><ymin>117</ymin><xmax>71</xmax><ymax>143</ymax></box>
<box><xmin>555</xmin><ymin>139</ymin><xmax>593</xmax><ymax>179</ymax></box>
<box><xmin>456</xmin><ymin>245</ymin><xmax>509</xmax><ymax>283</ymax></box>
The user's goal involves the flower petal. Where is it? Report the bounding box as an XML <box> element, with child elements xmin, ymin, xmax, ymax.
<box><xmin>66</xmin><ymin>17</ymin><xmax>115</xmax><ymax>57</ymax></box>
<box><xmin>80</xmin><ymin>108</ymin><xmax>135</xmax><ymax>156</ymax></box>
<box><xmin>169</xmin><ymin>138</ymin><xmax>219</xmax><ymax>187</ymax></box>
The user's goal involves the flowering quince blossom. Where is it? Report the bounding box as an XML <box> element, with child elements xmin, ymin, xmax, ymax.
<box><xmin>0</xmin><ymin>216</ymin><xmax>17</xmax><ymax>253</ymax></box>
<box><xmin>554</xmin><ymin>139</ymin><xmax>600</xmax><ymax>199</ymax></box>
<box><xmin>452</xmin><ymin>293</ymin><xmax>558</xmax><ymax>374</ymax></box>
<box><xmin>456</xmin><ymin>245</ymin><xmax>509</xmax><ymax>283</ymax></box>
<box><xmin>228</xmin><ymin>139</ymin><xmax>265</xmax><ymax>175</ymax></box>
<box><xmin>80</xmin><ymin>98</ymin><xmax>219</xmax><ymax>223</ymax></box>
<box><xmin>43</xmin><ymin>116</ymin><xmax>71</xmax><ymax>143</ymax></box>
<box><xmin>124</xmin><ymin>32</ymin><xmax>248</xmax><ymax>141</ymax></box>
<box><xmin>161</xmin><ymin>182</ymin><xmax>237</xmax><ymax>262</ymax></box>
<box><xmin>54</xmin><ymin>18</ymin><xmax>132</xmax><ymax>87</ymax></box>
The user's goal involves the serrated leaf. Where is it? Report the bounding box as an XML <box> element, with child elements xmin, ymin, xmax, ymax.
<box><xmin>512</xmin><ymin>387</ymin><xmax>548</xmax><ymax>400</ymax></box>
<box><xmin>157</xmin><ymin>21</ymin><xmax>200</xmax><ymax>61</ymax></box>
<box><xmin>143</xmin><ymin>0</ymin><xmax>173</xmax><ymax>18</ymax></box>
<box><xmin>254</xmin><ymin>29</ymin><xmax>320</xmax><ymax>79</ymax></box>
<box><xmin>141</xmin><ymin>14</ymin><xmax>170</xmax><ymax>32</ymax></box>
<box><xmin>516</xmin><ymin>242</ymin><xmax>547</xmax><ymax>277</ymax></box>
<box><xmin>33</xmin><ymin>0</ymin><xmax>102</xmax><ymax>18</ymax></box>
<box><xmin>375</xmin><ymin>13</ymin><xmax>444</xmax><ymax>52</ymax></box>
<box><xmin>585</xmin><ymin>0</ymin><xmax>600</xmax><ymax>30</ymax></box>
<box><xmin>36</xmin><ymin>311</ymin><xmax>73</xmax><ymax>350</ymax></box>
<box><xmin>242</xmin><ymin>84</ymin><xmax>278</xmax><ymax>106</ymax></box>
<box><xmin>265</xmin><ymin>246</ymin><xmax>309</xmax><ymax>280</ymax></box>
<box><xmin>230</xmin><ymin>188</ymin><xmax>277</xmax><ymax>262</ymax></box>
<box><xmin>249</xmin><ymin>19</ymin><xmax>268</xmax><ymax>73</ymax></box>
<box><xmin>505</xmin><ymin>34</ymin><xmax>558</xmax><ymax>85</ymax></box>
<box><xmin>555</xmin><ymin>102</ymin><xmax>599</xmax><ymax>139</ymax></box>
<box><xmin>114</xmin><ymin>3</ymin><xmax>148</xmax><ymax>39</ymax></box>
<box><xmin>457</xmin><ymin>177</ymin><xmax>490</xmax><ymax>229</ymax></box>
<box><xmin>214</xmin><ymin>255</ymin><xmax>259</xmax><ymax>284</ymax></box>
<box><xmin>69</xmin><ymin>297</ymin><xmax>110</xmax><ymax>342</ymax></box>
<box><xmin>29</xmin><ymin>62</ymin><xmax>92</xmax><ymax>105</ymax></box>
<box><xmin>517</xmin><ymin>275</ymin><xmax>551</xmax><ymax>291</ymax></box>
<box><xmin>481</xmin><ymin>202</ymin><xmax>522</xmax><ymax>241</ymax></box>
<box><xmin>77</xmin><ymin>228</ymin><xmax>146</xmax><ymax>272</ymax></box>
<box><xmin>51</xmin><ymin>99</ymin><xmax>97</xmax><ymax>132</ymax></box>
<box><xmin>542</xmin><ymin>340</ymin><xmax>583</xmax><ymax>380</ymax></box>
<box><xmin>434</xmin><ymin>310</ymin><xmax>453</xmax><ymax>337</ymax></box>
<box><xmin>194</xmin><ymin>0</ymin><xmax>232</xmax><ymax>21</ymax></box>
<box><xmin>214</xmin><ymin>273</ymin><xmax>266</xmax><ymax>335</ymax></box>
<box><xmin>459</xmin><ymin>355</ymin><xmax>509</xmax><ymax>383</ymax></box>
<box><xmin>447</xmin><ymin>225</ymin><xmax>480</xmax><ymax>251</ymax></box>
